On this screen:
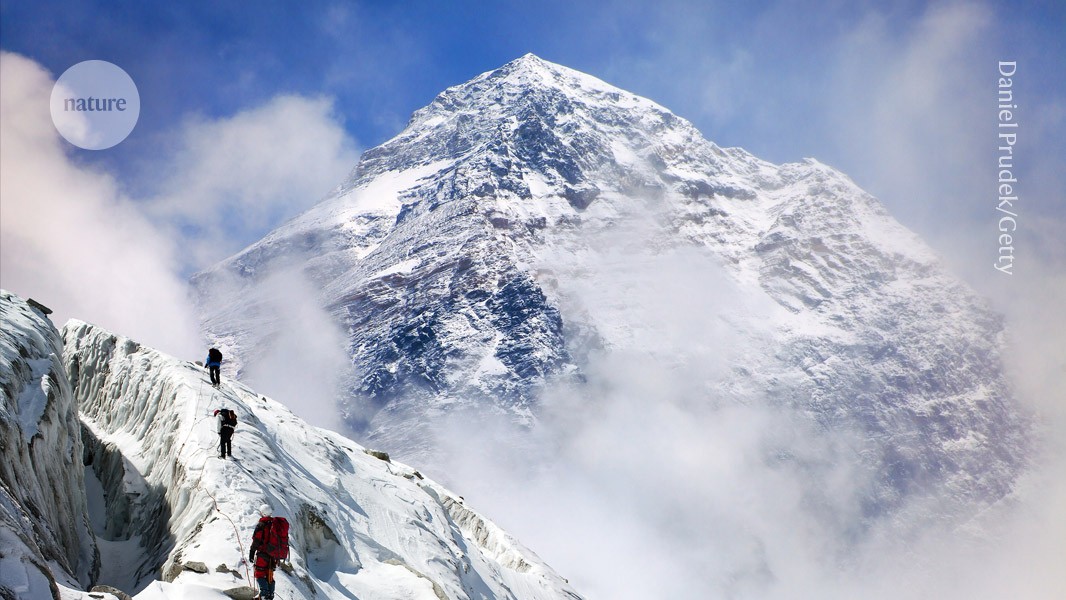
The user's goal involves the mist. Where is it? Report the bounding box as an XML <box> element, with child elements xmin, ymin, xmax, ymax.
<box><xmin>431</xmin><ymin>207</ymin><xmax>1065</xmax><ymax>599</ymax></box>
<box><xmin>1</xmin><ymin>51</ymin><xmax>359</xmax><ymax>400</ymax></box>
<box><xmin>144</xmin><ymin>94</ymin><xmax>359</xmax><ymax>269</ymax></box>
<box><xmin>234</xmin><ymin>266</ymin><xmax>356</xmax><ymax>433</ymax></box>
<box><xmin>0</xmin><ymin>51</ymin><xmax>201</xmax><ymax>358</ymax></box>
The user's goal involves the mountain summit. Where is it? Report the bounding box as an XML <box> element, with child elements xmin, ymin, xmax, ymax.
<box><xmin>344</xmin><ymin>51</ymin><xmax>713</xmax><ymax>199</ymax></box>
<box><xmin>195</xmin><ymin>55</ymin><xmax>1027</xmax><ymax>519</ymax></box>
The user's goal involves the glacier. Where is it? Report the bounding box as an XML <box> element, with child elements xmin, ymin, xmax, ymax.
<box><xmin>1</xmin><ymin>290</ymin><xmax>582</xmax><ymax>599</ymax></box>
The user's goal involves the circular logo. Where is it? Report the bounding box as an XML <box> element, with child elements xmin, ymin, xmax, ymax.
<box><xmin>50</xmin><ymin>60</ymin><xmax>140</xmax><ymax>150</ymax></box>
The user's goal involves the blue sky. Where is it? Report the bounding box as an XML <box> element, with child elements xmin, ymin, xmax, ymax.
<box><xmin>1</xmin><ymin>0</ymin><xmax>1064</xmax><ymax>344</ymax></box>
<box><xmin>4</xmin><ymin>1</ymin><xmax>1061</xmax><ymax>161</ymax></box>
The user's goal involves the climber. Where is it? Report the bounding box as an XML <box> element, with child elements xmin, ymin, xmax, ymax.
<box><xmin>249</xmin><ymin>502</ymin><xmax>289</xmax><ymax>600</ymax></box>
<box><xmin>214</xmin><ymin>407</ymin><xmax>237</xmax><ymax>459</ymax></box>
<box><xmin>205</xmin><ymin>347</ymin><xmax>223</xmax><ymax>388</ymax></box>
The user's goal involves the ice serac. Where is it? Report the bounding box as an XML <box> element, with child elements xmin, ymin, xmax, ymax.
<box><xmin>194</xmin><ymin>55</ymin><xmax>1027</xmax><ymax>514</ymax></box>
<box><xmin>0</xmin><ymin>291</ymin><xmax>97</xmax><ymax>599</ymax></box>
<box><xmin>61</xmin><ymin>319</ymin><xmax>583</xmax><ymax>600</ymax></box>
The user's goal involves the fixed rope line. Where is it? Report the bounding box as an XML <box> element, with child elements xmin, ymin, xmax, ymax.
<box><xmin>200</xmin><ymin>469</ymin><xmax>255</xmax><ymax>589</ymax></box>
<box><xmin>174</xmin><ymin>371</ymin><xmax>213</xmax><ymax>460</ymax></box>
<box><xmin>175</xmin><ymin>415</ymin><xmax>215</xmax><ymax>460</ymax></box>
<box><xmin>176</xmin><ymin>370</ymin><xmax>256</xmax><ymax>589</ymax></box>
<box><xmin>185</xmin><ymin>433</ymin><xmax>256</xmax><ymax>589</ymax></box>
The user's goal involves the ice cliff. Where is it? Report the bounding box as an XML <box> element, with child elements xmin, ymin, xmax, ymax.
<box><xmin>1</xmin><ymin>291</ymin><xmax>96</xmax><ymax>598</ymax></box>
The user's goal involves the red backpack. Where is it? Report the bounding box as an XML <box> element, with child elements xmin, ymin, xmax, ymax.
<box><xmin>258</xmin><ymin>516</ymin><xmax>289</xmax><ymax>560</ymax></box>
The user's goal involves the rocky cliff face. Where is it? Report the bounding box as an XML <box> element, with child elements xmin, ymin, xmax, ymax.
<box><xmin>194</xmin><ymin>55</ymin><xmax>1027</xmax><ymax>519</ymax></box>
<box><xmin>0</xmin><ymin>291</ymin><xmax>97</xmax><ymax>599</ymax></box>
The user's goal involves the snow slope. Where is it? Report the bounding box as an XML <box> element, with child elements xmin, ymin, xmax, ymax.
<box><xmin>1</xmin><ymin>290</ymin><xmax>97</xmax><ymax>599</ymax></box>
<box><xmin>60</xmin><ymin>318</ymin><xmax>582</xmax><ymax>600</ymax></box>
<box><xmin>194</xmin><ymin>54</ymin><xmax>1028</xmax><ymax>523</ymax></box>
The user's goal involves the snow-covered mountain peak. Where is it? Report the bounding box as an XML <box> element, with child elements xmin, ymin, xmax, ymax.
<box><xmin>195</xmin><ymin>57</ymin><xmax>1027</xmax><ymax>528</ymax></box>
<box><xmin>345</xmin><ymin>52</ymin><xmax>728</xmax><ymax>201</ymax></box>
<box><xmin>459</xmin><ymin>52</ymin><xmax>667</xmax><ymax>115</ymax></box>
<box><xmin>412</xmin><ymin>52</ymin><xmax>673</xmax><ymax>130</ymax></box>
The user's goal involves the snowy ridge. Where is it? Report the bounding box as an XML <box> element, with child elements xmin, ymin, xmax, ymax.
<box><xmin>59</xmin><ymin>319</ymin><xmax>582</xmax><ymax>599</ymax></box>
<box><xmin>0</xmin><ymin>291</ymin><xmax>96</xmax><ymax>598</ymax></box>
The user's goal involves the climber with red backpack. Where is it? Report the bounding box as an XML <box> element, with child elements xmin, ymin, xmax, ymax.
<box><xmin>248</xmin><ymin>502</ymin><xmax>289</xmax><ymax>600</ymax></box>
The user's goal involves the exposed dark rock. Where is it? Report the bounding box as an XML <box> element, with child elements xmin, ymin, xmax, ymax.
<box><xmin>222</xmin><ymin>586</ymin><xmax>258</xmax><ymax>600</ymax></box>
<box><xmin>364</xmin><ymin>449</ymin><xmax>391</xmax><ymax>462</ymax></box>
<box><xmin>90</xmin><ymin>585</ymin><xmax>133</xmax><ymax>600</ymax></box>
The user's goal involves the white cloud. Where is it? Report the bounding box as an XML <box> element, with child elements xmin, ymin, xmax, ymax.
<box><xmin>822</xmin><ymin>18</ymin><xmax>1066</xmax><ymax>597</ymax></box>
<box><xmin>430</xmin><ymin>220</ymin><xmax>866</xmax><ymax>599</ymax></box>
<box><xmin>430</xmin><ymin>186</ymin><xmax>1065</xmax><ymax>599</ymax></box>
<box><xmin>233</xmin><ymin>266</ymin><xmax>355</xmax><ymax>432</ymax></box>
<box><xmin>1</xmin><ymin>51</ymin><xmax>361</xmax><ymax>373</ymax></box>
<box><xmin>146</xmin><ymin>94</ymin><xmax>360</xmax><ymax>268</ymax></box>
<box><xmin>142</xmin><ymin>96</ymin><xmax>361</xmax><ymax>428</ymax></box>
<box><xmin>0</xmin><ymin>51</ymin><xmax>200</xmax><ymax>358</ymax></box>
<box><xmin>826</xmin><ymin>3</ymin><xmax>994</xmax><ymax>236</ymax></box>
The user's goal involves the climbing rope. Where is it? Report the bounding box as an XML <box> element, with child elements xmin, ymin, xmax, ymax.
<box><xmin>174</xmin><ymin>373</ymin><xmax>213</xmax><ymax>459</ymax></box>
<box><xmin>174</xmin><ymin>415</ymin><xmax>215</xmax><ymax>468</ymax></box>
<box><xmin>176</xmin><ymin>371</ymin><xmax>256</xmax><ymax>589</ymax></box>
<box><xmin>197</xmin><ymin>470</ymin><xmax>255</xmax><ymax>588</ymax></box>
